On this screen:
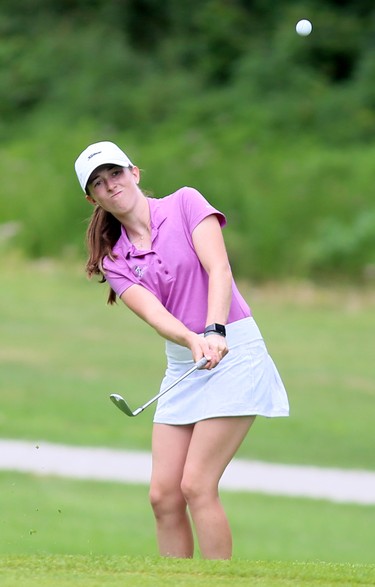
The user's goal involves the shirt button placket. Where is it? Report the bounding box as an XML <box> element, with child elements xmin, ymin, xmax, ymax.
<box><xmin>157</xmin><ymin>257</ymin><xmax>170</xmax><ymax>277</ymax></box>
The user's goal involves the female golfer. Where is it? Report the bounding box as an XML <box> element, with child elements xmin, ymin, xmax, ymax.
<box><xmin>75</xmin><ymin>141</ymin><xmax>289</xmax><ymax>560</ymax></box>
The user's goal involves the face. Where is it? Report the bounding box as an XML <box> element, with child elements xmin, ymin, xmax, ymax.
<box><xmin>86</xmin><ymin>164</ymin><xmax>141</xmax><ymax>215</ymax></box>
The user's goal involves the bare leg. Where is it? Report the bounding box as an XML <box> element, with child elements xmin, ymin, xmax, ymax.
<box><xmin>181</xmin><ymin>416</ymin><xmax>255</xmax><ymax>559</ymax></box>
<box><xmin>150</xmin><ymin>423</ymin><xmax>194</xmax><ymax>558</ymax></box>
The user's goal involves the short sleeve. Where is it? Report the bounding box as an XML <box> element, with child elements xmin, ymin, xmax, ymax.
<box><xmin>179</xmin><ymin>187</ymin><xmax>226</xmax><ymax>233</ymax></box>
<box><xmin>102</xmin><ymin>254</ymin><xmax>136</xmax><ymax>298</ymax></box>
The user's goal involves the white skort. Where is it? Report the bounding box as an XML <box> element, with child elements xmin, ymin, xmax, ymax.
<box><xmin>153</xmin><ymin>317</ymin><xmax>289</xmax><ymax>425</ymax></box>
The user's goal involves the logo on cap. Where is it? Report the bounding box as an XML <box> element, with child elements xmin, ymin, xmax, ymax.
<box><xmin>88</xmin><ymin>151</ymin><xmax>102</xmax><ymax>160</ymax></box>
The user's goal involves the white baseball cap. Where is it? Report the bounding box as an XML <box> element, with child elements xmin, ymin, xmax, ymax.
<box><xmin>74</xmin><ymin>141</ymin><xmax>134</xmax><ymax>192</ymax></box>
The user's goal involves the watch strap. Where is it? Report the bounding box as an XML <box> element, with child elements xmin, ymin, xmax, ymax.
<box><xmin>204</xmin><ymin>323</ymin><xmax>226</xmax><ymax>337</ymax></box>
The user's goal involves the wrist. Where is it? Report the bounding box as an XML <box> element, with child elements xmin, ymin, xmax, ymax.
<box><xmin>204</xmin><ymin>323</ymin><xmax>226</xmax><ymax>338</ymax></box>
<box><xmin>184</xmin><ymin>330</ymin><xmax>200</xmax><ymax>348</ymax></box>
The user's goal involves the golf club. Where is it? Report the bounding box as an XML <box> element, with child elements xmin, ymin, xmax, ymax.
<box><xmin>110</xmin><ymin>357</ymin><xmax>208</xmax><ymax>417</ymax></box>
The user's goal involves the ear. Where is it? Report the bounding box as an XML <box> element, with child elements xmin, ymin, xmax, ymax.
<box><xmin>130</xmin><ymin>165</ymin><xmax>141</xmax><ymax>184</ymax></box>
<box><xmin>85</xmin><ymin>194</ymin><xmax>96</xmax><ymax>205</ymax></box>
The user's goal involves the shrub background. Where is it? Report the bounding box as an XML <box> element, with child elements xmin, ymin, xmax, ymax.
<box><xmin>1</xmin><ymin>0</ymin><xmax>375</xmax><ymax>282</ymax></box>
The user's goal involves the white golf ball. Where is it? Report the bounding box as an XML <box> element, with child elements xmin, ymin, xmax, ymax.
<box><xmin>296</xmin><ymin>19</ymin><xmax>313</xmax><ymax>36</ymax></box>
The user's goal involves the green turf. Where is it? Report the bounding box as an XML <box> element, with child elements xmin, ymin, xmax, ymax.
<box><xmin>1</xmin><ymin>261</ymin><xmax>375</xmax><ymax>576</ymax></box>
<box><xmin>1</xmin><ymin>472</ymin><xmax>374</xmax><ymax>564</ymax></box>
<box><xmin>1</xmin><ymin>259</ymin><xmax>374</xmax><ymax>469</ymax></box>
<box><xmin>1</xmin><ymin>555</ymin><xmax>374</xmax><ymax>587</ymax></box>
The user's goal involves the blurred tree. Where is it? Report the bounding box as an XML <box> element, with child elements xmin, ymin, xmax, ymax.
<box><xmin>1</xmin><ymin>0</ymin><xmax>375</xmax><ymax>135</ymax></box>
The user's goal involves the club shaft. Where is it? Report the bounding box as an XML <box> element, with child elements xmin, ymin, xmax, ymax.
<box><xmin>134</xmin><ymin>357</ymin><xmax>208</xmax><ymax>415</ymax></box>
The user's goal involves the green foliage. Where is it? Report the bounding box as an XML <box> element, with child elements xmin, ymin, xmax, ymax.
<box><xmin>1</xmin><ymin>0</ymin><xmax>375</xmax><ymax>137</ymax></box>
<box><xmin>1</xmin><ymin>1</ymin><xmax>375</xmax><ymax>280</ymax></box>
<box><xmin>305</xmin><ymin>210</ymin><xmax>375</xmax><ymax>278</ymax></box>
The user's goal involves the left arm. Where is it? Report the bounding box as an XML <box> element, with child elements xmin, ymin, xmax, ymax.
<box><xmin>192</xmin><ymin>214</ymin><xmax>232</xmax><ymax>367</ymax></box>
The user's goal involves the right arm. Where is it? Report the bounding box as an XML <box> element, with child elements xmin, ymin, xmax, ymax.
<box><xmin>120</xmin><ymin>284</ymin><xmax>213</xmax><ymax>367</ymax></box>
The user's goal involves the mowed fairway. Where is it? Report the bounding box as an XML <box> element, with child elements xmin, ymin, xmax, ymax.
<box><xmin>1</xmin><ymin>555</ymin><xmax>374</xmax><ymax>587</ymax></box>
<box><xmin>1</xmin><ymin>471</ymin><xmax>374</xmax><ymax>561</ymax></box>
<box><xmin>1</xmin><ymin>259</ymin><xmax>374</xmax><ymax>468</ymax></box>
<box><xmin>1</xmin><ymin>259</ymin><xmax>375</xmax><ymax>585</ymax></box>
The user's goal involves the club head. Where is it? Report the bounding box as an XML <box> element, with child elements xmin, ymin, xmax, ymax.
<box><xmin>110</xmin><ymin>393</ymin><xmax>135</xmax><ymax>417</ymax></box>
<box><xmin>109</xmin><ymin>358</ymin><xmax>207</xmax><ymax>420</ymax></box>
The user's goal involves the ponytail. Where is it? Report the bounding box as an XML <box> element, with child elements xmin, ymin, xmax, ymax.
<box><xmin>85</xmin><ymin>206</ymin><xmax>121</xmax><ymax>304</ymax></box>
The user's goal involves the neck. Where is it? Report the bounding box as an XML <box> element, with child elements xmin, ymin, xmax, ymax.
<box><xmin>123</xmin><ymin>197</ymin><xmax>151</xmax><ymax>248</ymax></box>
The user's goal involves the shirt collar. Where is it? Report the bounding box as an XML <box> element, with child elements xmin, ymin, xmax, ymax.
<box><xmin>119</xmin><ymin>197</ymin><xmax>167</xmax><ymax>258</ymax></box>
<box><xmin>148</xmin><ymin>197</ymin><xmax>168</xmax><ymax>230</ymax></box>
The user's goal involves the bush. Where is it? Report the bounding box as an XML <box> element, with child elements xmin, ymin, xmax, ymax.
<box><xmin>2</xmin><ymin>1</ymin><xmax>375</xmax><ymax>282</ymax></box>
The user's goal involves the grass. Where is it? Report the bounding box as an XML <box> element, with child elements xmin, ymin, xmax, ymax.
<box><xmin>1</xmin><ymin>260</ymin><xmax>375</xmax><ymax>584</ymax></box>
<box><xmin>1</xmin><ymin>258</ymin><xmax>374</xmax><ymax>469</ymax></box>
<box><xmin>1</xmin><ymin>472</ymin><xmax>374</xmax><ymax>564</ymax></box>
<box><xmin>1</xmin><ymin>555</ymin><xmax>374</xmax><ymax>587</ymax></box>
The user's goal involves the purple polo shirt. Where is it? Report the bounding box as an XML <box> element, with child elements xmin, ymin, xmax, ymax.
<box><xmin>103</xmin><ymin>186</ymin><xmax>251</xmax><ymax>333</ymax></box>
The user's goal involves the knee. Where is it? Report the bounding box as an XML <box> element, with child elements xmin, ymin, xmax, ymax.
<box><xmin>180</xmin><ymin>473</ymin><xmax>208</xmax><ymax>507</ymax></box>
<box><xmin>149</xmin><ymin>483</ymin><xmax>165</xmax><ymax>515</ymax></box>
<box><xmin>149</xmin><ymin>482</ymin><xmax>186</xmax><ymax>519</ymax></box>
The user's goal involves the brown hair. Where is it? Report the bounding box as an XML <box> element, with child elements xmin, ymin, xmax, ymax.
<box><xmin>85</xmin><ymin>206</ymin><xmax>120</xmax><ymax>304</ymax></box>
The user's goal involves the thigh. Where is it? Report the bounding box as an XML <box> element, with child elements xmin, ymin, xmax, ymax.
<box><xmin>184</xmin><ymin>416</ymin><xmax>255</xmax><ymax>489</ymax></box>
<box><xmin>151</xmin><ymin>423</ymin><xmax>194</xmax><ymax>490</ymax></box>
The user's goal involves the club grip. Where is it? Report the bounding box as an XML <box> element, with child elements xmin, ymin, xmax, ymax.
<box><xmin>195</xmin><ymin>357</ymin><xmax>208</xmax><ymax>369</ymax></box>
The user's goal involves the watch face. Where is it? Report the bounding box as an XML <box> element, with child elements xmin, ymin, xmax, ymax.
<box><xmin>204</xmin><ymin>323</ymin><xmax>226</xmax><ymax>337</ymax></box>
<box><xmin>215</xmin><ymin>324</ymin><xmax>226</xmax><ymax>335</ymax></box>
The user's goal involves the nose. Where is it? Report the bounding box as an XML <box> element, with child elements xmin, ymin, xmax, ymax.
<box><xmin>106</xmin><ymin>175</ymin><xmax>117</xmax><ymax>191</ymax></box>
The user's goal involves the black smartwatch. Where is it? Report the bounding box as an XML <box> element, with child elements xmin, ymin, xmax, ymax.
<box><xmin>204</xmin><ymin>323</ymin><xmax>226</xmax><ymax>338</ymax></box>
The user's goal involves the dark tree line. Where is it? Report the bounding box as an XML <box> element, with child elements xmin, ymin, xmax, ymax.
<box><xmin>1</xmin><ymin>0</ymin><xmax>375</xmax><ymax>143</ymax></box>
